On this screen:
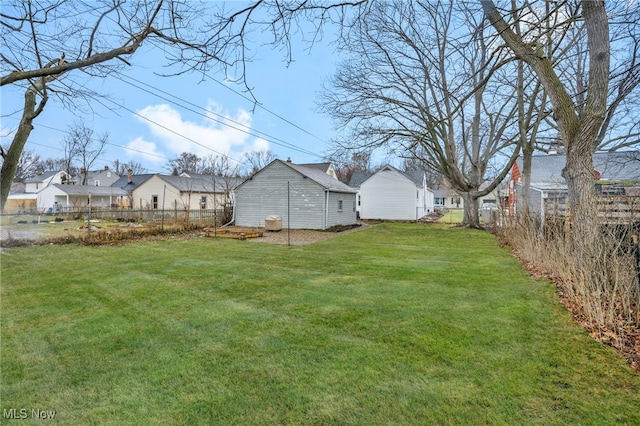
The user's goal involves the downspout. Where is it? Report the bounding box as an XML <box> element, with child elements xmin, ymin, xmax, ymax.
<box><xmin>324</xmin><ymin>190</ymin><xmax>329</xmax><ymax>230</ymax></box>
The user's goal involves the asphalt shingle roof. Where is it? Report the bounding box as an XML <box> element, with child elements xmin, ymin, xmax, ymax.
<box><xmin>285</xmin><ymin>162</ymin><xmax>356</xmax><ymax>193</ymax></box>
<box><xmin>51</xmin><ymin>184</ymin><xmax>127</xmax><ymax>196</ymax></box>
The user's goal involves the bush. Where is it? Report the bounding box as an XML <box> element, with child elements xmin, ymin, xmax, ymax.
<box><xmin>496</xmin><ymin>215</ymin><xmax>639</xmax><ymax>356</ymax></box>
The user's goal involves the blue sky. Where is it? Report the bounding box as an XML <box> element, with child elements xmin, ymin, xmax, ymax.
<box><xmin>1</xmin><ymin>20</ymin><xmax>344</xmax><ymax>175</ymax></box>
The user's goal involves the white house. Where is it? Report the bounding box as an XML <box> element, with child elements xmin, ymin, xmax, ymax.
<box><xmin>350</xmin><ymin>165</ymin><xmax>435</xmax><ymax>221</ymax></box>
<box><xmin>24</xmin><ymin>170</ymin><xmax>68</xmax><ymax>193</ymax></box>
<box><xmin>113</xmin><ymin>173</ymin><xmax>241</xmax><ymax>211</ymax></box>
<box><xmin>234</xmin><ymin>159</ymin><xmax>358</xmax><ymax>230</ymax></box>
<box><xmin>70</xmin><ymin>166</ymin><xmax>120</xmax><ymax>187</ymax></box>
<box><xmin>37</xmin><ymin>184</ymin><xmax>128</xmax><ymax>212</ymax></box>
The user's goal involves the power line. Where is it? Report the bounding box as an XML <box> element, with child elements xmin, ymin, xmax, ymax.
<box><xmin>202</xmin><ymin>71</ymin><xmax>329</xmax><ymax>146</ymax></box>
<box><xmin>118</xmin><ymin>73</ymin><xmax>323</xmax><ymax>159</ymax></box>
<box><xmin>101</xmin><ymin>96</ymin><xmax>244</xmax><ymax>164</ymax></box>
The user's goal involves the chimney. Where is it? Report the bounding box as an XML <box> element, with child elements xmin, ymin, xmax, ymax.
<box><xmin>127</xmin><ymin>168</ymin><xmax>133</xmax><ymax>184</ymax></box>
<box><xmin>104</xmin><ymin>165</ymin><xmax>109</xmax><ymax>171</ymax></box>
<box><xmin>286</xmin><ymin>157</ymin><xmax>292</xmax><ymax>163</ymax></box>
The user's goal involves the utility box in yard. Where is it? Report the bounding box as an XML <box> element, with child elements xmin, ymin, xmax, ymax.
<box><xmin>264</xmin><ymin>215</ymin><xmax>283</xmax><ymax>231</ymax></box>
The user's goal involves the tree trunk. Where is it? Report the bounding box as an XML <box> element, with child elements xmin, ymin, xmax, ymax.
<box><xmin>1</xmin><ymin>88</ymin><xmax>44</xmax><ymax>211</ymax></box>
<box><xmin>562</xmin><ymin>133</ymin><xmax>599</xmax><ymax>252</ymax></box>
<box><xmin>461</xmin><ymin>192</ymin><xmax>481</xmax><ymax>228</ymax></box>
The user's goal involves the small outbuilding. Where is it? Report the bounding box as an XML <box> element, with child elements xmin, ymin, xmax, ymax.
<box><xmin>350</xmin><ymin>165</ymin><xmax>435</xmax><ymax>220</ymax></box>
<box><xmin>234</xmin><ymin>159</ymin><xmax>358</xmax><ymax>230</ymax></box>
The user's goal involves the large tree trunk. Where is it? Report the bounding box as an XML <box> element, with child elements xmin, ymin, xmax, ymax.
<box><xmin>461</xmin><ymin>192</ymin><xmax>481</xmax><ymax>229</ymax></box>
<box><xmin>1</xmin><ymin>87</ymin><xmax>44</xmax><ymax>211</ymax></box>
<box><xmin>481</xmin><ymin>0</ymin><xmax>609</xmax><ymax>238</ymax></box>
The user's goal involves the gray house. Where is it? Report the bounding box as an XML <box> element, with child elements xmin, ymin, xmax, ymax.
<box><xmin>507</xmin><ymin>151</ymin><xmax>640</xmax><ymax>221</ymax></box>
<box><xmin>234</xmin><ymin>159</ymin><xmax>358</xmax><ymax>230</ymax></box>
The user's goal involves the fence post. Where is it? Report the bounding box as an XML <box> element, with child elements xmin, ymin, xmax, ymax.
<box><xmin>633</xmin><ymin>234</ymin><xmax>640</xmax><ymax>324</ymax></box>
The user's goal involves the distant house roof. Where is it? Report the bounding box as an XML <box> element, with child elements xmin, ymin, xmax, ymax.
<box><xmin>10</xmin><ymin>182</ymin><xmax>26</xmax><ymax>194</ymax></box>
<box><xmin>348</xmin><ymin>171</ymin><xmax>371</xmax><ymax>188</ymax></box>
<box><xmin>158</xmin><ymin>175</ymin><xmax>242</xmax><ymax>192</ymax></box>
<box><xmin>517</xmin><ymin>151</ymin><xmax>640</xmax><ymax>188</ymax></box>
<box><xmin>285</xmin><ymin>161</ymin><xmax>357</xmax><ymax>193</ymax></box>
<box><xmin>348</xmin><ymin>166</ymin><xmax>425</xmax><ymax>188</ymax></box>
<box><xmin>111</xmin><ymin>174</ymin><xmax>155</xmax><ymax>189</ymax></box>
<box><xmin>297</xmin><ymin>162</ymin><xmax>331</xmax><ymax>173</ymax></box>
<box><xmin>50</xmin><ymin>184</ymin><xmax>128</xmax><ymax>196</ymax></box>
<box><xmin>24</xmin><ymin>171</ymin><xmax>64</xmax><ymax>183</ymax></box>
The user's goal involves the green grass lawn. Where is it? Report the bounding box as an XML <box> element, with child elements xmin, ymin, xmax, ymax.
<box><xmin>2</xmin><ymin>223</ymin><xmax>638</xmax><ymax>425</ymax></box>
<box><xmin>437</xmin><ymin>208</ymin><xmax>464</xmax><ymax>224</ymax></box>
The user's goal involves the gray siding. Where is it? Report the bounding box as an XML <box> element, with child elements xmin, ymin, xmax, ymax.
<box><xmin>326</xmin><ymin>192</ymin><xmax>357</xmax><ymax>228</ymax></box>
<box><xmin>235</xmin><ymin>162</ymin><xmax>327</xmax><ymax>229</ymax></box>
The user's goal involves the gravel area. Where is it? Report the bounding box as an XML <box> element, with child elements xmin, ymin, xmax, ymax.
<box><xmin>245</xmin><ymin>223</ymin><xmax>371</xmax><ymax>245</ymax></box>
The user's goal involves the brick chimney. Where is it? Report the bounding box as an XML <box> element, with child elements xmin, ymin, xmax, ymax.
<box><xmin>127</xmin><ymin>168</ymin><xmax>133</xmax><ymax>184</ymax></box>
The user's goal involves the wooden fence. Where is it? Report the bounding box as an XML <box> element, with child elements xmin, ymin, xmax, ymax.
<box><xmin>544</xmin><ymin>195</ymin><xmax>640</xmax><ymax>224</ymax></box>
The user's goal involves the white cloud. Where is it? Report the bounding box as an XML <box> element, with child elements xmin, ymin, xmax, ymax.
<box><xmin>133</xmin><ymin>102</ymin><xmax>268</xmax><ymax>160</ymax></box>
<box><xmin>123</xmin><ymin>137</ymin><xmax>164</xmax><ymax>164</ymax></box>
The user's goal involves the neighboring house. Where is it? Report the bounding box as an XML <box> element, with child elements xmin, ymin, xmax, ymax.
<box><xmin>24</xmin><ymin>170</ymin><xmax>68</xmax><ymax>193</ymax></box>
<box><xmin>113</xmin><ymin>173</ymin><xmax>241</xmax><ymax>211</ymax></box>
<box><xmin>4</xmin><ymin>183</ymin><xmax>37</xmax><ymax>213</ymax></box>
<box><xmin>507</xmin><ymin>151</ymin><xmax>640</xmax><ymax>221</ymax></box>
<box><xmin>234</xmin><ymin>159</ymin><xmax>358</xmax><ymax>230</ymax></box>
<box><xmin>296</xmin><ymin>162</ymin><xmax>338</xmax><ymax>180</ymax></box>
<box><xmin>432</xmin><ymin>178</ymin><xmax>464</xmax><ymax>210</ymax></box>
<box><xmin>37</xmin><ymin>184</ymin><xmax>128</xmax><ymax>211</ymax></box>
<box><xmin>70</xmin><ymin>166</ymin><xmax>120</xmax><ymax>187</ymax></box>
<box><xmin>349</xmin><ymin>165</ymin><xmax>434</xmax><ymax>220</ymax></box>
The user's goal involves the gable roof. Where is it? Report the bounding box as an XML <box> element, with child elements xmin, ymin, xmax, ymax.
<box><xmin>297</xmin><ymin>162</ymin><xmax>332</xmax><ymax>173</ymax></box>
<box><xmin>349</xmin><ymin>165</ymin><xmax>424</xmax><ymax>187</ymax></box>
<box><xmin>285</xmin><ymin>161</ymin><xmax>356</xmax><ymax>193</ymax></box>
<box><xmin>24</xmin><ymin>171</ymin><xmax>65</xmax><ymax>183</ymax></box>
<box><xmin>158</xmin><ymin>175</ymin><xmax>242</xmax><ymax>192</ymax></box>
<box><xmin>239</xmin><ymin>160</ymin><xmax>356</xmax><ymax>193</ymax></box>
<box><xmin>50</xmin><ymin>184</ymin><xmax>127</xmax><ymax>196</ymax></box>
<box><xmin>111</xmin><ymin>174</ymin><xmax>155</xmax><ymax>189</ymax></box>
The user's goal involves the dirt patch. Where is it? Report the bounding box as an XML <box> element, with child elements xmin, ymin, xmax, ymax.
<box><xmin>239</xmin><ymin>223</ymin><xmax>370</xmax><ymax>245</ymax></box>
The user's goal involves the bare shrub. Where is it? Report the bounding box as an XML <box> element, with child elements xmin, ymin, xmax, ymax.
<box><xmin>497</xmin><ymin>214</ymin><xmax>639</xmax><ymax>347</ymax></box>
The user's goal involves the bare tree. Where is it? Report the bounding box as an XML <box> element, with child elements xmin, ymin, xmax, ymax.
<box><xmin>39</xmin><ymin>157</ymin><xmax>75</xmax><ymax>177</ymax></box>
<box><xmin>481</xmin><ymin>0</ymin><xmax>640</xmax><ymax>269</ymax></box>
<box><xmin>325</xmin><ymin>150</ymin><xmax>372</xmax><ymax>184</ymax></box>
<box><xmin>319</xmin><ymin>1</ymin><xmax>531</xmax><ymax>227</ymax></box>
<box><xmin>0</xmin><ymin>0</ymin><xmax>239</xmax><ymax>210</ymax></box>
<box><xmin>111</xmin><ymin>159</ymin><xmax>146</xmax><ymax>176</ymax></box>
<box><xmin>166</xmin><ymin>152</ymin><xmax>202</xmax><ymax>175</ymax></box>
<box><xmin>200</xmin><ymin>154</ymin><xmax>240</xmax><ymax>177</ymax></box>
<box><xmin>241</xmin><ymin>149</ymin><xmax>276</xmax><ymax>176</ymax></box>
<box><xmin>0</xmin><ymin>146</ymin><xmax>40</xmax><ymax>182</ymax></box>
<box><xmin>64</xmin><ymin>123</ymin><xmax>108</xmax><ymax>185</ymax></box>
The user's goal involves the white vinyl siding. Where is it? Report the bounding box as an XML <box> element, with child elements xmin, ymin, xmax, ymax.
<box><xmin>359</xmin><ymin>168</ymin><xmax>418</xmax><ymax>220</ymax></box>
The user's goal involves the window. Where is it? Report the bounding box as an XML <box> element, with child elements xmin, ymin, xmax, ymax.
<box><xmin>200</xmin><ymin>196</ymin><xmax>207</xmax><ymax>209</ymax></box>
<box><xmin>152</xmin><ymin>195</ymin><xmax>158</xmax><ymax>209</ymax></box>
<box><xmin>338</xmin><ymin>200</ymin><xmax>343</xmax><ymax>212</ymax></box>
<box><xmin>94</xmin><ymin>180</ymin><xmax>100</xmax><ymax>186</ymax></box>
<box><xmin>357</xmin><ymin>194</ymin><xmax>361</xmax><ymax>206</ymax></box>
